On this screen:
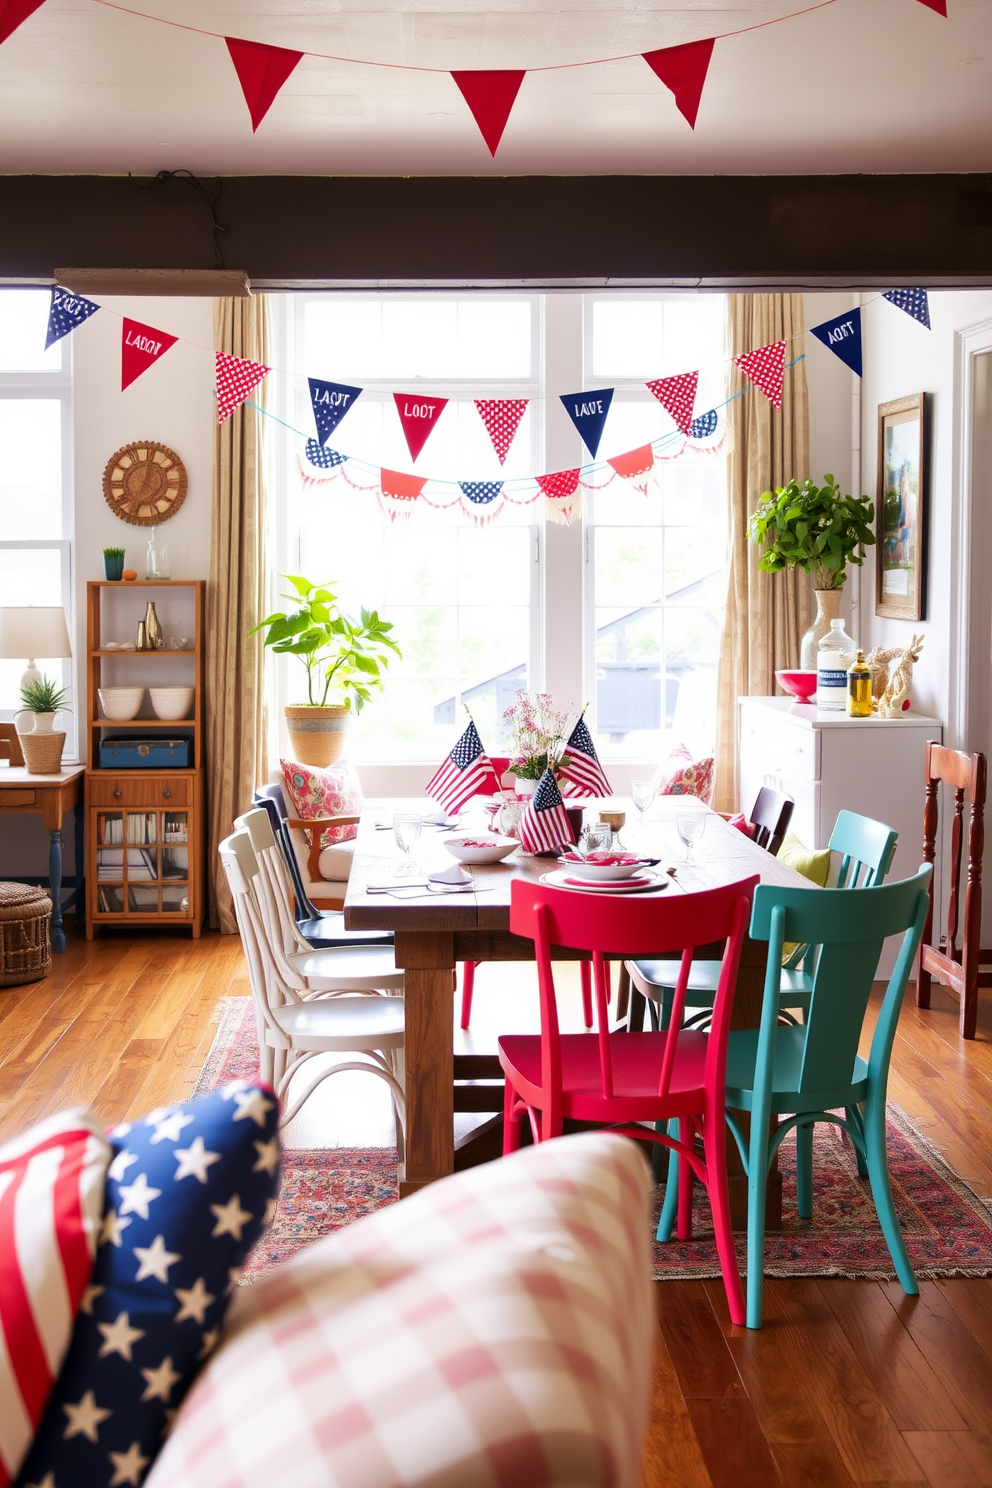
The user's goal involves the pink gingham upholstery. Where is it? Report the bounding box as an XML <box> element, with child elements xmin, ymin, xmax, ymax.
<box><xmin>145</xmin><ymin>1133</ymin><xmax>653</xmax><ymax>1488</ymax></box>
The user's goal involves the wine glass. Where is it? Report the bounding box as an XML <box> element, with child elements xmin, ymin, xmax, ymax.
<box><xmin>393</xmin><ymin>811</ymin><xmax>422</xmax><ymax>874</ymax></box>
<box><xmin>631</xmin><ymin>779</ymin><xmax>654</xmax><ymax>829</ymax></box>
<box><xmin>580</xmin><ymin>823</ymin><xmax>612</xmax><ymax>858</ymax></box>
<box><xmin>676</xmin><ymin>808</ymin><xmax>705</xmax><ymax>860</ymax></box>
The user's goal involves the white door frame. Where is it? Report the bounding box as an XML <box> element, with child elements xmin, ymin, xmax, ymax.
<box><xmin>948</xmin><ymin>312</ymin><xmax>992</xmax><ymax>751</ymax></box>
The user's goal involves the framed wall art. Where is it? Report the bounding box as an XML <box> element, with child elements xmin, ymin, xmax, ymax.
<box><xmin>876</xmin><ymin>393</ymin><xmax>929</xmax><ymax>621</ymax></box>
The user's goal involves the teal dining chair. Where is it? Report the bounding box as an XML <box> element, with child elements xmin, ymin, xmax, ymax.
<box><xmin>664</xmin><ymin>865</ymin><xmax>931</xmax><ymax>1330</ymax></box>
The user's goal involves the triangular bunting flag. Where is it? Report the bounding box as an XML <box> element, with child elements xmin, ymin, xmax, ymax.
<box><xmin>733</xmin><ymin>340</ymin><xmax>787</xmax><ymax>408</ymax></box>
<box><xmin>225</xmin><ymin>36</ymin><xmax>304</xmax><ymax>131</ymax></box>
<box><xmin>809</xmin><ymin>307</ymin><xmax>862</xmax><ymax>377</ymax></box>
<box><xmin>915</xmin><ymin>0</ymin><xmax>946</xmax><ymax>13</ymax></box>
<box><xmin>0</xmin><ymin>0</ymin><xmax>46</xmax><ymax>46</ymax></box>
<box><xmin>46</xmin><ymin>287</ymin><xmax>99</xmax><ymax>349</ymax></box>
<box><xmin>646</xmin><ymin>370</ymin><xmax>698</xmax><ymax>434</ymax></box>
<box><xmin>308</xmin><ymin>377</ymin><xmax>362</xmax><ymax>446</ymax></box>
<box><xmin>559</xmin><ymin>388</ymin><xmax>614</xmax><ymax>459</ymax></box>
<box><xmin>689</xmin><ymin>409</ymin><xmax>718</xmax><ymax>440</ymax></box>
<box><xmin>450</xmin><ymin>70</ymin><xmax>526</xmax><ymax>156</ymax></box>
<box><xmin>474</xmin><ymin>399</ymin><xmax>528</xmax><ymax>464</ymax></box>
<box><xmin>882</xmin><ymin>289</ymin><xmax>931</xmax><ymax>329</ymax></box>
<box><xmin>121</xmin><ymin>318</ymin><xmax>178</xmax><ymax>391</ymax></box>
<box><xmin>607</xmin><ymin>445</ymin><xmax>655</xmax><ymax>494</ymax></box>
<box><xmin>215</xmin><ymin>352</ymin><xmax>269</xmax><ymax>423</ymax></box>
<box><xmin>393</xmin><ymin>393</ymin><xmax>448</xmax><ymax>462</ymax></box>
<box><xmin>642</xmin><ymin>37</ymin><xmax>715</xmax><ymax>129</ymax></box>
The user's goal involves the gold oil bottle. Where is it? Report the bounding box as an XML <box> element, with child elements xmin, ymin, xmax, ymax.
<box><xmin>847</xmin><ymin>650</ymin><xmax>873</xmax><ymax>718</ymax></box>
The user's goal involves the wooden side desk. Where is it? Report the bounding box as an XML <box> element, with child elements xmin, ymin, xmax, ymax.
<box><xmin>0</xmin><ymin>764</ymin><xmax>85</xmax><ymax>952</ymax></box>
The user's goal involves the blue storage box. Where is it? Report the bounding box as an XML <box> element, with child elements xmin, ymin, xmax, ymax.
<box><xmin>99</xmin><ymin>736</ymin><xmax>192</xmax><ymax>769</ymax></box>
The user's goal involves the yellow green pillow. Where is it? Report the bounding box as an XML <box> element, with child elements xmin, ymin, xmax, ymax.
<box><xmin>777</xmin><ymin>830</ymin><xmax>829</xmax><ymax>965</ymax></box>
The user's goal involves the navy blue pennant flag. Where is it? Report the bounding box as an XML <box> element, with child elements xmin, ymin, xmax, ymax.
<box><xmin>308</xmin><ymin>377</ymin><xmax>363</xmax><ymax>446</ymax></box>
<box><xmin>303</xmin><ymin>438</ymin><xmax>348</xmax><ymax>469</ymax></box>
<box><xmin>45</xmin><ymin>287</ymin><xmax>100</xmax><ymax>349</ymax></box>
<box><xmin>882</xmin><ymin>289</ymin><xmax>931</xmax><ymax>329</ymax></box>
<box><xmin>459</xmin><ymin>481</ymin><xmax>502</xmax><ymax>506</ymax></box>
<box><xmin>809</xmin><ymin>307</ymin><xmax>862</xmax><ymax>377</ymax></box>
<box><xmin>559</xmin><ymin>388</ymin><xmax>614</xmax><ymax>459</ymax></box>
<box><xmin>689</xmin><ymin>409</ymin><xmax>718</xmax><ymax>440</ymax></box>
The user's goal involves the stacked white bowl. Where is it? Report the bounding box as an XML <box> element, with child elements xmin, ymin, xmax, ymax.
<box><xmin>98</xmin><ymin>686</ymin><xmax>144</xmax><ymax>721</ymax></box>
<box><xmin>149</xmin><ymin>686</ymin><xmax>194</xmax><ymax>721</ymax></box>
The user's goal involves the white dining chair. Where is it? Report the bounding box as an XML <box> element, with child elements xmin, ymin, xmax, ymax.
<box><xmin>219</xmin><ymin>830</ymin><xmax>406</xmax><ymax>1145</ymax></box>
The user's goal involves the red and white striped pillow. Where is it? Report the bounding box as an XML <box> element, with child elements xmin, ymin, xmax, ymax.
<box><xmin>0</xmin><ymin>1108</ymin><xmax>110</xmax><ymax>1486</ymax></box>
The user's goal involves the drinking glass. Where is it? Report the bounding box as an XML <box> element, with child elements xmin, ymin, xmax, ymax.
<box><xmin>631</xmin><ymin>779</ymin><xmax>654</xmax><ymax>827</ymax></box>
<box><xmin>581</xmin><ymin>823</ymin><xmax>612</xmax><ymax>857</ymax></box>
<box><xmin>393</xmin><ymin>812</ymin><xmax>422</xmax><ymax>874</ymax></box>
<box><xmin>676</xmin><ymin>808</ymin><xmax>705</xmax><ymax>860</ymax></box>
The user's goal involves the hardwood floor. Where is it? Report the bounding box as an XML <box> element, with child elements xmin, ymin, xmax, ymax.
<box><xmin>2</xmin><ymin>929</ymin><xmax>992</xmax><ymax>1487</ymax></box>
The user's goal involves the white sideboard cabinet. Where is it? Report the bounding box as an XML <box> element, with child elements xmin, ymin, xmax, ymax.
<box><xmin>739</xmin><ymin>698</ymin><xmax>943</xmax><ymax>968</ymax></box>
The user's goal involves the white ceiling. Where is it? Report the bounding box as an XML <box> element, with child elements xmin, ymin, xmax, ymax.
<box><xmin>0</xmin><ymin>0</ymin><xmax>989</xmax><ymax>176</ymax></box>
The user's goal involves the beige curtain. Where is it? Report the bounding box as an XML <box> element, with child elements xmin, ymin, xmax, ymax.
<box><xmin>713</xmin><ymin>294</ymin><xmax>812</xmax><ymax>813</ymax></box>
<box><xmin>205</xmin><ymin>296</ymin><xmax>270</xmax><ymax>932</ymax></box>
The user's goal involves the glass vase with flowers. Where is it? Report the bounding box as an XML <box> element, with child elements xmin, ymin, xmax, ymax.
<box><xmin>501</xmin><ymin>690</ymin><xmax>572</xmax><ymax>796</ymax></box>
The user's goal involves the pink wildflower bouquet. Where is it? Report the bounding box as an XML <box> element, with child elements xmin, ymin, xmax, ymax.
<box><xmin>502</xmin><ymin>690</ymin><xmax>573</xmax><ymax>781</ymax></box>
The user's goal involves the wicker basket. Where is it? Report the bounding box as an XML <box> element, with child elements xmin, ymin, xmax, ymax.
<box><xmin>20</xmin><ymin>730</ymin><xmax>66</xmax><ymax>775</ymax></box>
<box><xmin>0</xmin><ymin>883</ymin><xmax>52</xmax><ymax>987</ymax></box>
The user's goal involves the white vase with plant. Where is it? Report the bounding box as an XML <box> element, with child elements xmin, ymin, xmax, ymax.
<box><xmin>250</xmin><ymin>575</ymin><xmax>400</xmax><ymax>768</ymax></box>
<box><xmin>15</xmin><ymin>675</ymin><xmax>72</xmax><ymax>736</ymax></box>
<box><xmin>748</xmin><ymin>474</ymin><xmax>876</xmax><ymax>670</ymax></box>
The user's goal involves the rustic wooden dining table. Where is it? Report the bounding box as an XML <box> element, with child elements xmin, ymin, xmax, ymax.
<box><xmin>344</xmin><ymin>795</ymin><xmax>811</xmax><ymax>1225</ymax></box>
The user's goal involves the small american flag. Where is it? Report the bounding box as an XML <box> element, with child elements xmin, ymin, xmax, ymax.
<box><xmin>557</xmin><ymin>716</ymin><xmax>612</xmax><ymax>799</ymax></box>
<box><xmin>518</xmin><ymin>768</ymin><xmax>575</xmax><ymax>854</ymax></box>
<box><xmin>426</xmin><ymin>721</ymin><xmax>498</xmax><ymax>814</ymax></box>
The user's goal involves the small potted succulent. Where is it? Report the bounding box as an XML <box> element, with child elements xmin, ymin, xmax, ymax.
<box><xmin>249</xmin><ymin>575</ymin><xmax>400</xmax><ymax>767</ymax></box>
<box><xmin>102</xmin><ymin>546</ymin><xmax>126</xmax><ymax>581</ymax></box>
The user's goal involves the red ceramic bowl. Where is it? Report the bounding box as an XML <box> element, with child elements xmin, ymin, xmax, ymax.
<box><xmin>775</xmin><ymin>669</ymin><xmax>818</xmax><ymax>701</ymax></box>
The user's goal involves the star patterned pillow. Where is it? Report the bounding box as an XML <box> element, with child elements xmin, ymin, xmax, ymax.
<box><xmin>15</xmin><ymin>1083</ymin><xmax>280</xmax><ymax>1488</ymax></box>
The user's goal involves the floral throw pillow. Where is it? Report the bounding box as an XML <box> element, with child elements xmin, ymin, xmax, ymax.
<box><xmin>653</xmin><ymin>743</ymin><xmax>715</xmax><ymax>804</ymax></box>
<box><xmin>280</xmin><ymin>759</ymin><xmax>363</xmax><ymax>848</ymax></box>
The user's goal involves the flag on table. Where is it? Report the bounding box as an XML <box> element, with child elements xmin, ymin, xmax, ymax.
<box><xmin>557</xmin><ymin>715</ymin><xmax>612</xmax><ymax>799</ymax></box>
<box><xmin>426</xmin><ymin>721</ymin><xmax>499</xmax><ymax>813</ymax></box>
<box><xmin>518</xmin><ymin>768</ymin><xmax>575</xmax><ymax>854</ymax></box>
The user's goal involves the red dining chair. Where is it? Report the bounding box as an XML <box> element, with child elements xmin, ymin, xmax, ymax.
<box><xmin>500</xmin><ymin>873</ymin><xmax>759</xmax><ymax>1327</ymax></box>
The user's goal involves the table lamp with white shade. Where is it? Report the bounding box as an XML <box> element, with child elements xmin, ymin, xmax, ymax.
<box><xmin>0</xmin><ymin>606</ymin><xmax>73</xmax><ymax>691</ymax></box>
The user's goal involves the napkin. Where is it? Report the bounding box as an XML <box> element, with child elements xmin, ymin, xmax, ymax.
<box><xmin>423</xmin><ymin>809</ymin><xmax>459</xmax><ymax>827</ymax></box>
<box><xmin>427</xmin><ymin>863</ymin><xmax>473</xmax><ymax>886</ymax></box>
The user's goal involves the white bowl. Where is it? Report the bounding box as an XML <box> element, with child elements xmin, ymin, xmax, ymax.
<box><xmin>556</xmin><ymin>852</ymin><xmax>645</xmax><ymax>881</ymax></box>
<box><xmin>443</xmin><ymin>833</ymin><xmax>518</xmax><ymax>865</ymax></box>
<box><xmin>149</xmin><ymin>686</ymin><xmax>194</xmax><ymax>721</ymax></box>
<box><xmin>98</xmin><ymin>686</ymin><xmax>144</xmax><ymax>721</ymax></box>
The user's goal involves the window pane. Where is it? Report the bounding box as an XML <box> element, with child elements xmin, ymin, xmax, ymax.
<box><xmin>0</xmin><ymin>548</ymin><xmax>66</xmax><ymax>711</ymax></box>
<box><xmin>0</xmin><ymin>401</ymin><xmax>63</xmax><ymax>538</ymax></box>
<box><xmin>304</xmin><ymin>298</ymin><xmax>533</xmax><ymax>382</ymax></box>
<box><xmin>0</xmin><ymin>290</ymin><xmax>62</xmax><ymax>373</ymax></box>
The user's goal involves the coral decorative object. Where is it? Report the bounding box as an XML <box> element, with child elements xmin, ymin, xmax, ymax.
<box><xmin>877</xmin><ymin>635</ymin><xmax>925</xmax><ymax>717</ymax></box>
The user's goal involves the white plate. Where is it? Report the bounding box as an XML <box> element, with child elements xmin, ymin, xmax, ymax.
<box><xmin>540</xmin><ymin>869</ymin><xmax>669</xmax><ymax>895</ymax></box>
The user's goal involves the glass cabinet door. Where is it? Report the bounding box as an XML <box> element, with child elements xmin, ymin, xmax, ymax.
<box><xmin>93</xmin><ymin>808</ymin><xmax>190</xmax><ymax>917</ymax></box>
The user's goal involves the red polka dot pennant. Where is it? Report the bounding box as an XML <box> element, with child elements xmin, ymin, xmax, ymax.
<box><xmin>646</xmin><ymin>370</ymin><xmax>699</xmax><ymax>434</ymax></box>
<box><xmin>215</xmin><ymin>352</ymin><xmax>270</xmax><ymax>423</ymax></box>
<box><xmin>733</xmin><ymin>340</ymin><xmax>787</xmax><ymax>408</ymax></box>
<box><xmin>475</xmin><ymin>398</ymin><xmax>529</xmax><ymax>465</ymax></box>
<box><xmin>536</xmin><ymin>467</ymin><xmax>583</xmax><ymax>524</ymax></box>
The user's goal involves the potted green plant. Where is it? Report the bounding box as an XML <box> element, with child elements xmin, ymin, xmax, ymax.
<box><xmin>102</xmin><ymin>545</ymin><xmax>126</xmax><ymax>581</ymax></box>
<box><xmin>15</xmin><ymin>674</ymin><xmax>72</xmax><ymax>736</ymax></box>
<box><xmin>748</xmin><ymin>474</ymin><xmax>875</xmax><ymax>668</ymax></box>
<box><xmin>249</xmin><ymin>575</ymin><xmax>400</xmax><ymax>767</ymax></box>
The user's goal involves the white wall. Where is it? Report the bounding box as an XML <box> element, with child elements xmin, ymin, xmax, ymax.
<box><xmin>3</xmin><ymin>296</ymin><xmax>213</xmax><ymax>882</ymax></box>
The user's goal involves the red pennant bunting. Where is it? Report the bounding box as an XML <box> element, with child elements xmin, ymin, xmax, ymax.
<box><xmin>536</xmin><ymin>469</ymin><xmax>581</xmax><ymax>501</ymax></box>
<box><xmin>642</xmin><ymin>38</ymin><xmax>715</xmax><ymax>129</ymax></box>
<box><xmin>608</xmin><ymin>445</ymin><xmax>655</xmax><ymax>483</ymax></box>
<box><xmin>734</xmin><ymin>340</ymin><xmax>787</xmax><ymax>408</ymax></box>
<box><xmin>121</xmin><ymin>318</ymin><xmax>178</xmax><ymax>391</ymax></box>
<box><xmin>393</xmin><ymin>393</ymin><xmax>448</xmax><ymax>462</ymax></box>
<box><xmin>645</xmin><ymin>371</ymin><xmax>699</xmax><ymax>434</ymax></box>
<box><xmin>0</xmin><ymin>0</ymin><xmax>46</xmax><ymax>45</ymax></box>
<box><xmin>215</xmin><ymin>352</ymin><xmax>269</xmax><ymax>423</ymax></box>
<box><xmin>915</xmin><ymin>0</ymin><xmax>946</xmax><ymax>12</ymax></box>
<box><xmin>380</xmin><ymin>469</ymin><xmax>427</xmax><ymax>505</ymax></box>
<box><xmin>451</xmin><ymin>70</ymin><xmax>526</xmax><ymax>156</ymax></box>
<box><xmin>474</xmin><ymin>399</ymin><xmax>528</xmax><ymax>465</ymax></box>
<box><xmin>225</xmin><ymin>36</ymin><xmax>304</xmax><ymax>131</ymax></box>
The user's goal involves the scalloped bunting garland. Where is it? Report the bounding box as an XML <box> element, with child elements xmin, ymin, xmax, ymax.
<box><xmin>474</xmin><ymin>398</ymin><xmax>528</xmax><ymax>464</ymax></box>
<box><xmin>733</xmin><ymin>340</ymin><xmax>786</xmax><ymax>408</ymax></box>
<box><xmin>537</xmin><ymin>468</ymin><xmax>583</xmax><ymax>525</ymax></box>
<box><xmin>298</xmin><ymin>440</ymin><xmax>349</xmax><ymax>486</ymax></box>
<box><xmin>646</xmin><ymin>370</ymin><xmax>698</xmax><ymax>434</ymax></box>
<box><xmin>689</xmin><ymin>409</ymin><xmax>719</xmax><ymax>440</ymax></box>
<box><xmin>379</xmin><ymin>467</ymin><xmax>428</xmax><ymax>521</ymax></box>
<box><xmin>458</xmin><ymin>480</ymin><xmax>505</xmax><ymax>524</ymax></box>
<box><xmin>607</xmin><ymin>444</ymin><xmax>656</xmax><ymax>495</ymax></box>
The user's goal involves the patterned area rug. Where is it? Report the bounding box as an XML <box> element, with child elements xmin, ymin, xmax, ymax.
<box><xmin>195</xmin><ymin>998</ymin><xmax>992</xmax><ymax>1281</ymax></box>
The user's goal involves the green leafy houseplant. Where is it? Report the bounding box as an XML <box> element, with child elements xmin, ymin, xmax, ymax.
<box><xmin>19</xmin><ymin>675</ymin><xmax>71</xmax><ymax>714</ymax></box>
<box><xmin>748</xmin><ymin>475</ymin><xmax>875</xmax><ymax>590</ymax></box>
<box><xmin>249</xmin><ymin>575</ymin><xmax>400</xmax><ymax>712</ymax></box>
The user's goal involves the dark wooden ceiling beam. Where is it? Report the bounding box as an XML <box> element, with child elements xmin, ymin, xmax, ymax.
<box><xmin>1</xmin><ymin>174</ymin><xmax>989</xmax><ymax>287</ymax></box>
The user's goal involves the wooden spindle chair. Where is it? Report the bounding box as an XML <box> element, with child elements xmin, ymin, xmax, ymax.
<box><xmin>917</xmin><ymin>744</ymin><xmax>992</xmax><ymax>1039</ymax></box>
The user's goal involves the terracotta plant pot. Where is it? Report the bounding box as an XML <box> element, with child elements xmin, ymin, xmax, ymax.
<box><xmin>284</xmin><ymin>703</ymin><xmax>351</xmax><ymax>768</ymax></box>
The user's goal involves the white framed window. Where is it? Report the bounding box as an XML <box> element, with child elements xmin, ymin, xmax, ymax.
<box><xmin>271</xmin><ymin>292</ymin><xmax>727</xmax><ymax>785</ymax></box>
<box><xmin>0</xmin><ymin>290</ymin><xmax>74</xmax><ymax>752</ymax></box>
